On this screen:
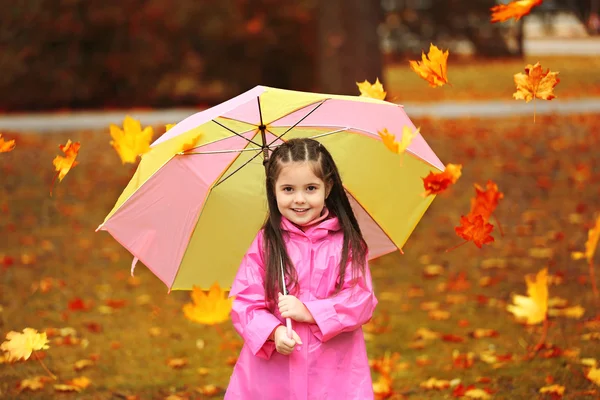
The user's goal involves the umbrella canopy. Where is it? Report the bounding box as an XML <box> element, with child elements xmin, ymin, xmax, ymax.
<box><xmin>97</xmin><ymin>86</ymin><xmax>444</xmax><ymax>291</ymax></box>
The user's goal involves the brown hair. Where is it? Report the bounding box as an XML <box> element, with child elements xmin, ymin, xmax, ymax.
<box><xmin>262</xmin><ymin>138</ymin><xmax>368</xmax><ymax>308</ymax></box>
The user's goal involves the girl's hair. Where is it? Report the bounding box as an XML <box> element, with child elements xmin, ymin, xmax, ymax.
<box><xmin>262</xmin><ymin>138</ymin><xmax>368</xmax><ymax>308</ymax></box>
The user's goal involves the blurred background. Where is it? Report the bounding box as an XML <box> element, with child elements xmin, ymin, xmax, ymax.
<box><xmin>1</xmin><ymin>1</ymin><xmax>600</xmax><ymax>399</ymax></box>
<box><xmin>1</xmin><ymin>0</ymin><xmax>598</xmax><ymax>111</ymax></box>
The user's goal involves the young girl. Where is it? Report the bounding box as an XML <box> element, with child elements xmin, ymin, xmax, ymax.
<box><xmin>225</xmin><ymin>138</ymin><xmax>378</xmax><ymax>400</ymax></box>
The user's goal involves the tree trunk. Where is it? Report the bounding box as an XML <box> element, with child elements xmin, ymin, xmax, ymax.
<box><xmin>317</xmin><ymin>0</ymin><xmax>383</xmax><ymax>95</ymax></box>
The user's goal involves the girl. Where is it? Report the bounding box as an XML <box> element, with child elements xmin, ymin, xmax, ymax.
<box><xmin>225</xmin><ymin>138</ymin><xmax>378</xmax><ymax>400</ymax></box>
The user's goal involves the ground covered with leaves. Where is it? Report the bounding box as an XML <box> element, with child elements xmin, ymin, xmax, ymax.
<box><xmin>1</xmin><ymin>112</ymin><xmax>599</xmax><ymax>399</ymax></box>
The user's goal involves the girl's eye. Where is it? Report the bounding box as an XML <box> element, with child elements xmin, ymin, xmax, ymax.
<box><xmin>307</xmin><ymin>186</ymin><xmax>317</xmax><ymax>191</ymax></box>
<box><xmin>283</xmin><ymin>187</ymin><xmax>293</xmax><ymax>192</ymax></box>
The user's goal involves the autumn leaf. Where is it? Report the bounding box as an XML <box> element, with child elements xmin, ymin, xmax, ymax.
<box><xmin>17</xmin><ymin>376</ymin><xmax>53</xmax><ymax>392</ymax></box>
<box><xmin>165</xmin><ymin>123</ymin><xmax>176</xmax><ymax>131</ymax></box>
<box><xmin>109</xmin><ymin>115</ymin><xmax>153</xmax><ymax>164</ymax></box>
<box><xmin>507</xmin><ymin>268</ymin><xmax>548</xmax><ymax>325</ymax></box>
<box><xmin>420</xmin><ymin>377</ymin><xmax>450</xmax><ymax>390</ymax></box>
<box><xmin>409</xmin><ymin>43</ymin><xmax>450</xmax><ymax>88</ymax></box>
<box><xmin>377</xmin><ymin>126</ymin><xmax>419</xmax><ymax>155</ymax></box>
<box><xmin>1</xmin><ymin>328</ymin><xmax>49</xmax><ymax>362</ymax></box>
<box><xmin>513</xmin><ymin>62</ymin><xmax>560</xmax><ymax>122</ymax></box>
<box><xmin>422</xmin><ymin>163</ymin><xmax>462</xmax><ymax>196</ymax></box>
<box><xmin>50</xmin><ymin>140</ymin><xmax>80</xmax><ymax>196</ymax></box>
<box><xmin>183</xmin><ymin>282</ymin><xmax>233</xmax><ymax>325</ymax></box>
<box><xmin>491</xmin><ymin>0</ymin><xmax>543</xmax><ymax>23</ymax></box>
<box><xmin>0</xmin><ymin>134</ymin><xmax>16</xmax><ymax>152</ymax></box>
<box><xmin>454</xmin><ymin>214</ymin><xmax>495</xmax><ymax>248</ymax></box>
<box><xmin>167</xmin><ymin>357</ymin><xmax>188</xmax><ymax>369</ymax></box>
<box><xmin>356</xmin><ymin>78</ymin><xmax>386</xmax><ymax>100</ymax></box>
<box><xmin>180</xmin><ymin>133</ymin><xmax>202</xmax><ymax>153</ymax></box>
<box><xmin>470</xmin><ymin>180</ymin><xmax>504</xmax><ymax>222</ymax></box>
<box><xmin>587</xmin><ymin>366</ymin><xmax>600</xmax><ymax>385</ymax></box>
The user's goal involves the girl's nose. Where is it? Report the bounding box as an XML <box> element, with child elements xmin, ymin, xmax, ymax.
<box><xmin>294</xmin><ymin>193</ymin><xmax>307</xmax><ymax>203</ymax></box>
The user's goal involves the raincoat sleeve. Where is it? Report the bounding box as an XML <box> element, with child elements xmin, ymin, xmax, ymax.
<box><xmin>303</xmin><ymin>255</ymin><xmax>377</xmax><ymax>343</ymax></box>
<box><xmin>228</xmin><ymin>230</ymin><xmax>282</xmax><ymax>360</ymax></box>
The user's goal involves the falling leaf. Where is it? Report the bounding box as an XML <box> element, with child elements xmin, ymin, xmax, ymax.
<box><xmin>539</xmin><ymin>384</ymin><xmax>565</xmax><ymax>396</ymax></box>
<box><xmin>1</xmin><ymin>328</ymin><xmax>50</xmax><ymax>362</ymax></box>
<box><xmin>377</xmin><ymin>126</ymin><xmax>419</xmax><ymax>155</ymax></box>
<box><xmin>50</xmin><ymin>140</ymin><xmax>80</xmax><ymax>195</ymax></box>
<box><xmin>507</xmin><ymin>268</ymin><xmax>548</xmax><ymax>325</ymax></box>
<box><xmin>0</xmin><ymin>134</ymin><xmax>16</xmax><ymax>152</ymax></box>
<box><xmin>183</xmin><ymin>282</ymin><xmax>233</xmax><ymax>325</ymax></box>
<box><xmin>422</xmin><ymin>163</ymin><xmax>462</xmax><ymax>196</ymax></box>
<box><xmin>180</xmin><ymin>133</ymin><xmax>202</xmax><ymax>153</ymax></box>
<box><xmin>470</xmin><ymin>181</ymin><xmax>504</xmax><ymax>222</ymax></box>
<box><xmin>409</xmin><ymin>43</ymin><xmax>450</xmax><ymax>87</ymax></box>
<box><xmin>491</xmin><ymin>0</ymin><xmax>543</xmax><ymax>23</ymax></box>
<box><xmin>356</xmin><ymin>78</ymin><xmax>386</xmax><ymax>100</ymax></box>
<box><xmin>109</xmin><ymin>115</ymin><xmax>153</xmax><ymax>164</ymax></box>
<box><xmin>513</xmin><ymin>62</ymin><xmax>560</xmax><ymax>122</ymax></box>
<box><xmin>455</xmin><ymin>214</ymin><xmax>495</xmax><ymax>248</ymax></box>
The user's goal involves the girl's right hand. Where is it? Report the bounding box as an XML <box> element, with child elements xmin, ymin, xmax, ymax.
<box><xmin>273</xmin><ymin>325</ymin><xmax>302</xmax><ymax>355</ymax></box>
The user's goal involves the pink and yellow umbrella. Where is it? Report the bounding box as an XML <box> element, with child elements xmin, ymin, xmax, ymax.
<box><xmin>97</xmin><ymin>86</ymin><xmax>444</xmax><ymax>291</ymax></box>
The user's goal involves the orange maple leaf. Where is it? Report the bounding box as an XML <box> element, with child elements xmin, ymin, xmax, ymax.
<box><xmin>491</xmin><ymin>0</ymin><xmax>543</xmax><ymax>23</ymax></box>
<box><xmin>50</xmin><ymin>140</ymin><xmax>80</xmax><ymax>196</ymax></box>
<box><xmin>356</xmin><ymin>78</ymin><xmax>386</xmax><ymax>100</ymax></box>
<box><xmin>0</xmin><ymin>134</ymin><xmax>16</xmax><ymax>152</ymax></box>
<box><xmin>513</xmin><ymin>62</ymin><xmax>560</xmax><ymax>122</ymax></box>
<box><xmin>455</xmin><ymin>214</ymin><xmax>495</xmax><ymax>249</ymax></box>
<box><xmin>422</xmin><ymin>163</ymin><xmax>462</xmax><ymax>196</ymax></box>
<box><xmin>470</xmin><ymin>180</ymin><xmax>504</xmax><ymax>222</ymax></box>
<box><xmin>409</xmin><ymin>43</ymin><xmax>450</xmax><ymax>88</ymax></box>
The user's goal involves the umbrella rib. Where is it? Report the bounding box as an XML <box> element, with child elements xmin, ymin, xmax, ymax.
<box><xmin>212</xmin><ymin>119</ymin><xmax>262</xmax><ymax>147</ymax></box>
<box><xmin>266</xmin><ymin>100</ymin><xmax>327</xmax><ymax>147</ymax></box>
<box><xmin>213</xmin><ymin>146</ymin><xmax>266</xmax><ymax>188</ymax></box>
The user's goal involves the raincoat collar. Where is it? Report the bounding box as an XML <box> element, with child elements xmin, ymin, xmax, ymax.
<box><xmin>280</xmin><ymin>207</ymin><xmax>341</xmax><ymax>241</ymax></box>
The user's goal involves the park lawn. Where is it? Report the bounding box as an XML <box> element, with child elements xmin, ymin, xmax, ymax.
<box><xmin>1</xmin><ymin>113</ymin><xmax>599</xmax><ymax>399</ymax></box>
<box><xmin>385</xmin><ymin>55</ymin><xmax>600</xmax><ymax>103</ymax></box>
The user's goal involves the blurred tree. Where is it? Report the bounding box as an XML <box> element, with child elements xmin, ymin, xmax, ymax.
<box><xmin>381</xmin><ymin>0</ymin><xmax>523</xmax><ymax>58</ymax></box>
<box><xmin>317</xmin><ymin>0</ymin><xmax>384</xmax><ymax>95</ymax></box>
<box><xmin>554</xmin><ymin>0</ymin><xmax>600</xmax><ymax>34</ymax></box>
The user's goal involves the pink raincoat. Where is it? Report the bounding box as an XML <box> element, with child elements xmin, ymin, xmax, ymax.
<box><xmin>225</xmin><ymin>213</ymin><xmax>378</xmax><ymax>400</ymax></box>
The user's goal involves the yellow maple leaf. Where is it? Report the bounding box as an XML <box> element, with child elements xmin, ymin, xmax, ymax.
<box><xmin>180</xmin><ymin>133</ymin><xmax>202</xmax><ymax>153</ymax></box>
<box><xmin>183</xmin><ymin>282</ymin><xmax>232</xmax><ymax>325</ymax></box>
<box><xmin>465</xmin><ymin>388</ymin><xmax>491</xmax><ymax>399</ymax></box>
<box><xmin>1</xmin><ymin>328</ymin><xmax>50</xmax><ymax>362</ymax></box>
<box><xmin>109</xmin><ymin>115</ymin><xmax>153</xmax><ymax>164</ymax></box>
<box><xmin>0</xmin><ymin>133</ymin><xmax>16</xmax><ymax>152</ymax></box>
<box><xmin>356</xmin><ymin>78</ymin><xmax>386</xmax><ymax>100</ymax></box>
<box><xmin>506</xmin><ymin>268</ymin><xmax>548</xmax><ymax>325</ymax></box>
<box><xmin>378</xmin><ymin>126</ymin><xmax>419</xmax><ymax>155</ymax></box>
<box><xmin>17</xmin><ymin>376</ymin><xmax>53</xmax><ymax>392</ymax></box>
<box><xmin>409</xmin><ymin>43</ymin><xmax>450</xmax><ymax>88</ymax></box>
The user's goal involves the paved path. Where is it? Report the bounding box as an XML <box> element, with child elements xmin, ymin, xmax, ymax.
<box><xmin>1</xmin><ymin>98</ymin><xmax>599</xmax><ymax>133</ymax></box>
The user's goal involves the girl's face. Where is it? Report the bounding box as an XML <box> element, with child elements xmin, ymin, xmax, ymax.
<box><xmin>274</xmin><ymin>161</ymin><xmax>330</xmax><ymax>227</ymax></box>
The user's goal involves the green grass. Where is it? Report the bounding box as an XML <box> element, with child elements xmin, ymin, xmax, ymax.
<box><xmin>385</xmin><ymin>56</ymin><xmax>600</xmax><ymax>103</ymax></box>
<box><xmin>1</xmin><ymin>113</ymin><xmax>600</xmax><ymax>399</ymax></box>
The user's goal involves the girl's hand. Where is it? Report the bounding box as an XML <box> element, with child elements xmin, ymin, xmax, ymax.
<box><xmin>278</xmin><ymin>293</ymin><xmax>315</xmax><ymax>323</ymax></box>
<box><xmin>273</xmin><ymin>325</ymin><xmax>302</xmax><ymax>355</ymax></box>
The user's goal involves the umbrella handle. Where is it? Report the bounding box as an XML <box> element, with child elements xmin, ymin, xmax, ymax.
<box><xmin>285</xmin><ymin>317</ymin><xmax>292</xmax><ymax>339</ymax></box>
<box><xmin>280</xmin><ymin>256</ymin><xmax>293</xmax><ymax>340</ymax></box>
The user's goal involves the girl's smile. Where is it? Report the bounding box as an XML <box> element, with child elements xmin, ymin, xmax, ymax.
<box><xmin>275</xmin><ymin>162</ymin><xmax>330</xmax><ymax>228</ymax></box>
